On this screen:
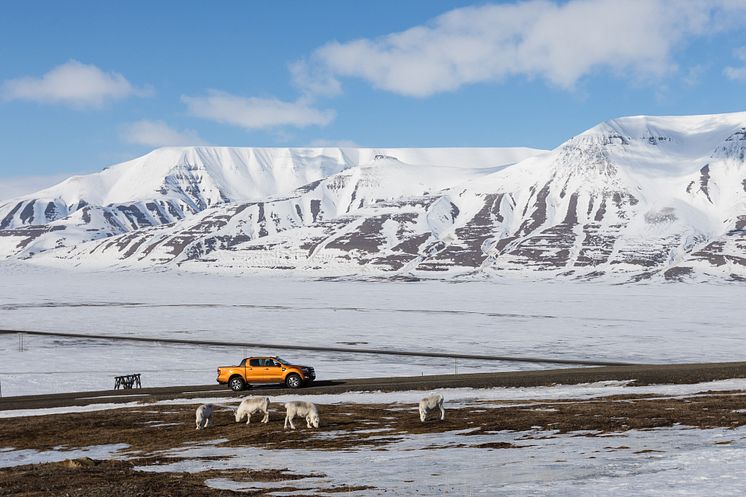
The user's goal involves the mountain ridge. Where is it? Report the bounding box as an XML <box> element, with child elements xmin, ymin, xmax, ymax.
<box><xmin>1</xmin><ymin>112</ymin><xmax>744</xmax><ymax>282</ymax></box>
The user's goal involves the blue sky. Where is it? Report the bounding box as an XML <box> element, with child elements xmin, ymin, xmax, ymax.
<box><xmin>1</xmin><ymin>0</ymin><xmax>746</xmax><ymax>196</ymax></box>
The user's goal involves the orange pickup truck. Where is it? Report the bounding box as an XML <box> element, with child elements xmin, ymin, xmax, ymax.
<box><xmin>217</xmin><ymin>356</ymin><xmax>315</xmax><ymax>391</ymax></box>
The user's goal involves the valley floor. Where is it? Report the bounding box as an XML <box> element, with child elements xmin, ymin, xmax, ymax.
<box><xmin>1</xmin><ymin>262</ymin><xmax>745</xmax><ymax>396</ymax></box>
<box><xmin>2</xmin><ymin>263</ymin><xmax>745</xmax><ymax>495</ymax></box>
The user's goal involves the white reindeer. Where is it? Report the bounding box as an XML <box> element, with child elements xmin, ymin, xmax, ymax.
<box><xmin>419</xmin><ymin>394</ymin><xmax>445</xmax><ymax>422</ymax></box>
<box><xmin>235</xmin><ymin>396</ymin><xmax>270</xmax><ymax>424</ymax></box>
<box><xmin>284</xmin><ymin>401</ymin><xmax>320</xmax><ymax>430</ymax></box>
<box><xmin>195</xmin><ymin>404</ymin><xmax>214</xmax><ymax>430</ymax></box>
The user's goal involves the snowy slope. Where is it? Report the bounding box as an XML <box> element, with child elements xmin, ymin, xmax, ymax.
<box><xmin>32</xmin><ymin>157</ymin><xmax>503</xmax><ymax>267</ymax></box>
<box><xmin>2</xmin><ymin>112</ymin><xmax>745</xmax><ymax>281</ymax></box>
<box><xmin>427</xmin><ymin>112</ymin><xmax>746</xmax><ymax>280</ymax></box>
<box><xmin>71</xmin><ymin>110</ymin><xmax>740</xmax><ymax>282</ymax></box>
<box><xmin>0</xmin><ymin>146</ymin><xmax>541</xmax><ymax>258</ymax></box>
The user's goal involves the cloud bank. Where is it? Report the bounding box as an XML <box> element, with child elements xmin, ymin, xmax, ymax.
<box><xmin>295</xmin><ymin>0</ymin><xmax>746</xmax><ymax>97</ymax></box>
<box><xmin>2</xmin><ymin>60</ymin><xmax>151</xmax><ymax>108</ymax></box>
<box><xmin>182</xmin><ymin>91</ymin><xmax>335</xmax><ymax>129</ymax></box>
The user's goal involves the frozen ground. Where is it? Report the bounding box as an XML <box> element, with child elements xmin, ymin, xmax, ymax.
<box><xmin>3</xmin><ymin>381</ymin><xmax>746</xmax><ymax>496</ymax></box>
<box><xmin>154</xmin><ymin>425</ymin><xmax>746</xmax><ymax>496</ymax></box>
<box><xmin>1</xmin><ymin>261</ymin><xmax>745</xmax><ymax>396</ymax></box>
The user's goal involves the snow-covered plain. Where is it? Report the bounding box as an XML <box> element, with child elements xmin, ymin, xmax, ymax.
<box><xmin>1</xmin><ymin>261</ymin><xmax>745</xmax><ymax>396</ymax></box>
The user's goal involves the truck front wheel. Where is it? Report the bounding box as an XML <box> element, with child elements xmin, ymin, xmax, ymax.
<box><xmin>285</xmin><ymin>374</ymin><xmax>302</xmax><ymax>389</ymax></box>
<box><xmin>229</xmin><ymin>376</ymin><xmax>246</xmax><ymax>391</ymax></box>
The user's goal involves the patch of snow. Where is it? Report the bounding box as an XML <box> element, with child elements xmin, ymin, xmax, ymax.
<box><xmin>0</xmin><ymin>443</ymin><xmax>129</xmax><ymax>469</ymax></box>
<box><xmin>134</xmin><ymin>425</ymin><xmax>746</xmax><ymax>496</ymax></box>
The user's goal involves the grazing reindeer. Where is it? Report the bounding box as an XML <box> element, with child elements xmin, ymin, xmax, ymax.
<box><xmin>419</xmin><ymin>394</ymin><xmax>445</xmax><ymax>422</ymax></box>
<box><xmin>235</xmin><ymin>396</ymin><xmax>270</xmax><ymax>424</ymax></box>
<box><xmin>283</xmin><ymin>401</ymin><xmax>319</xmax><ymax>429</ymax></box>
<box><xmin>195</xmin><ymin>404</ymin><xmax>214</xmax><ymax>430</ymax></box>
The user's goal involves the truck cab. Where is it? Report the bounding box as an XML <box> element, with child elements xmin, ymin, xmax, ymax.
<box><xmin>217</xmin><ymin>356</ymin><xmax>315</xmax><ymax>391</ymax></box>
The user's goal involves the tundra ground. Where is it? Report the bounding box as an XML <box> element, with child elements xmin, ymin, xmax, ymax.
<box><xmin>3</xmin><ymin>386</ymin><xmax>746</xmax><ymax>496</ymax></box>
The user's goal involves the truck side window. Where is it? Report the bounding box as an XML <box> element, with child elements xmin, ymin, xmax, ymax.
<box><xmin>249</xmin><ymin>359</ymin><xmax>261</xmax><ymax>367</ymax></box>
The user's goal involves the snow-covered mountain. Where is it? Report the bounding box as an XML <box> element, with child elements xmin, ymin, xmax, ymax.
<box><xmin>442</xmin><ymin>114</ymin><xmax>746</xmax><ymax>281</ymax></box>
<box><xmin>0</xmin><ymin>146</ymin><xmax>541</xmax><ymax>258</ymax></box>
<box><xmin>1</xmin><ymin>112</ymin><xmax>744</xmax><ymax>282</ymax></box>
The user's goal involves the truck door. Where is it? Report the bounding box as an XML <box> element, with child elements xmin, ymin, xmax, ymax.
<box><xmin>248</xmin><ymin>358</ymin><xmax>264</xmax><ymax>382</ymax></box>
<box><xmin>265</xmin><ymin>358</ymin><xmax>284</xmax><ymax>381</ymax></box>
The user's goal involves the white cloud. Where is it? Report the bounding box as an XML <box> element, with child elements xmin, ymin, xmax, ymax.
<box><xmin>289</xmin><ymin>60</ymin><xmax>342</xmax><ymax>97</ymax></box>
<box><xmin>296</xmin><ymin>0</ymin><xmax>746</xmax><ymax>97</ymax></box>
<box><xmin>724</xmin><ymin>66</ymin><xmax>746</xmax><ymax>81</ymax></box>
<box><xmin>182</xmin><ymin>91</ymin><xmax>335</xmax><ymax>130</ymax></box>
<box><xmin>724</xmin><ymin>46</ymin><xmax>746</xmax><ymax>82</ymax></box>
<box><xmin>121</xmin><ymin>120</ymin><xmax>206</xmax><ymax>147</ymax></box>
<box><xmin>1</xmin><ymin>60</ymin><xmax>151</xmax><ymax>108</ymax></box>
<box><xmin>0</xmin><ymin>173</ymin><xmax>74</xmax><ymax>201</ymax></box>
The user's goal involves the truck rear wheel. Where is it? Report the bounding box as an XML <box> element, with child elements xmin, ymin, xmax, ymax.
<box><xmin>285</xmin><ymin>373</ymin><xmax>302</xmax><ymax>389</ymax></box>
<box><xmin>229</xmin><ymin>376</ymin><xmax>246</xmax><ymax>391</ymax></box>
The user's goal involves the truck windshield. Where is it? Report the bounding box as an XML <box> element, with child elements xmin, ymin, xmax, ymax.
<box><xmin>274</xmin><ymin>357</ymin><xmax>290</xmax><ymax>365</ymax></box>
